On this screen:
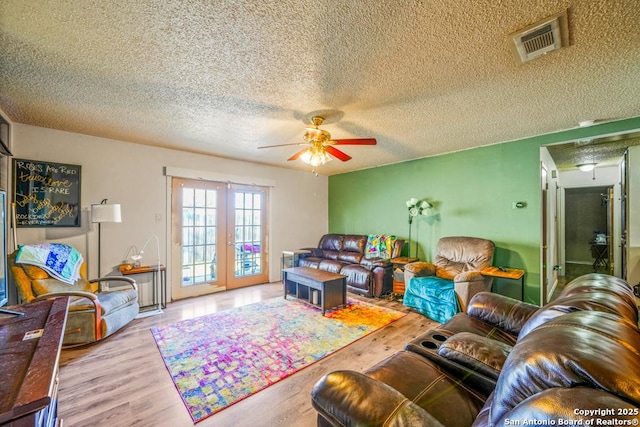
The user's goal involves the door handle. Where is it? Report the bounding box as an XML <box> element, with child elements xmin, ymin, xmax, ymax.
<box><xmin>553</xmin><ymin>265</ymin><xmax>562</xmax><ymax>271</ymax></box>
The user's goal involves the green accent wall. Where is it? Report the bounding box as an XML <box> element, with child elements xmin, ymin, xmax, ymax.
<box><xmin>329</xmin><ymin>116</ymin><xmax>640</xmax><ymax>305</ymax></box>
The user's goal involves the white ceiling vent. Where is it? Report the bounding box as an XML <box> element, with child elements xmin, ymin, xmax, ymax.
<box><xmin>511</xmin><ymin>10</ymin><xmax>569</xmax><ymax>63</ymax></box>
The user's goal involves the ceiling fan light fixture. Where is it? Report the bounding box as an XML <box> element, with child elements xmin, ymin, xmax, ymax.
<box><xmin>577</xmin><ymin>163</ymin><xmax>596</xmax><ymax>172</ymax></box>
<box><xmin>300</xmin><ymin>149</ymin><xmax>332</xmax><ymax>166</ymax></box>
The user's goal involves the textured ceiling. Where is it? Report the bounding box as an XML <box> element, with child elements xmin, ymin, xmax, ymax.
<box><xmin>547</xmin><ymin>131</ymin><xmax>640</xmax><ymax>171</ymax></box>
<box><xmin>1</xmin><ymin>1</ymin><xmax>639</xmax><ymax>175</ymax></box>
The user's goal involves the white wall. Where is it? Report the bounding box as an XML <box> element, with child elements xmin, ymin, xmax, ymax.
<box><xmin>559</xmin><ymin>167</ymin><xmax>619</xmax><ymax>188</ymax></box>
<box><xmin>539</xmin><ymin>147</ymin><xmax>560</xmax><ymax>302</ymax></box>
<box><xmin>628</xmin><ymin>146</ymin><xmax>640</xmax><ymax>286</ymax></box>
<box><xmin>10</xmin><ymin>123</ymin><xmax>329</xmax><ymax>300</ymax></box>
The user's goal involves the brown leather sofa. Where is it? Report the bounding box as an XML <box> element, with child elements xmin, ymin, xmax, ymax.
<box><xmin>311</xmin><ymin>273</ymin><xmax>640</xmax><ymax>426</ymax></box>
<box><xmin>298</xmin><ymin>234</ymin><xmax>404</xmax><ymax>297</ymax></box>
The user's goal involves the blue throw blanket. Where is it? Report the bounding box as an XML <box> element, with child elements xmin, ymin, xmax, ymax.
<box><xmin>16</xmin><ymin>243</ymin><xmax>83</xmax><ymax>285</ymax></box>
<box><xmin>403</xmin><ymin>276</ymin><xmax>461</xmax><ymax>323</ymax></box>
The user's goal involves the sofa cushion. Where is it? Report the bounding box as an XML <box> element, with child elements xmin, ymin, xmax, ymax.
<box><xmin>298</xmin><ymin>257</ymin><xmax>321</xmax><ymax>269</ymax></box>
<box><xmin>437</xmin><ymin>332</ymin><xmax>511</xmax><ymax>380</ymax></box>
<box><xmin>365</xmin><ymin>351</ymin><xmax>484</xmax><ymax>426</ymax></box>
<box><xmin>337</xmin><ymin>251</ymin><xmax>362</xmax><ymax>264</ymax></box>
<box><xmin>321</xmin><ymin>250</ymin><xmax>340</xmax><ymax>260</ymax></box>
<box><xmin>428</xmin><ymin>312</ymin><xmax>519</xmax><ymax>346</ymax></box>
<box><xmin>488</xmin><ymin>311</ymin><xmax>640</xmax><ymax>425</ymax></box>
<box><xmin>474</xmin><ymin>387</ymin><xmax>640</xmax><ymax>427</ymax></box>
<box><xmin>518</xmin><ymin>291</ymin><xmax>640</xmax><ymax>339</ymax></box>
<box><xmin>23</xmin><ymin>264</ymin><xmax>49</xmax><ymax>279</ymax></box>
<box><xmin>434</xmin><ymin>237</ymin><xmax>495</xmax><ymax>276</ymax></box>
<box><xmin>311</xmin><ymin>363</ymin><xmax>446</xmax><ymax>427</ymax></box>
<box><xmin>340</xmin><ymin>264</ymin><xmax>371</xmax><ymax>289</ymax></box>
<box><xmin>342</xmin><ymin>234</ymin><xmax>366</xmax><ymax>253</ymax></box>
<box><xmin>466</xmin><ymin>292</ymin><xmax>539</xmax><ymax>337</ymax></box>
<box><xmin>319</xmin><ymin>234</ymin><xmax>343</xmax><ymax>251</ymax></box>
<box><xmin>97</xmin><ymin>288</ymin><xmax>139</xmax><ymax>315</ymax></box>
<box><xmin>318</xmin><ymin>259</ymin><xmax>346</xmax><ymax>274</ymax></box>
<box><xmin>33</xmin><ymin>277</ymin><xmax>95</xmax><ymax>296</ymax></box>
<box><xmin>561</xmin><ymin>273</ymin><xmax>635</xmax><ymax>301</ymax></box>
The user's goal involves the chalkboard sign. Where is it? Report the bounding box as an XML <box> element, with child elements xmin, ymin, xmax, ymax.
<box><xmin>13</xmin><ymin>159</ymin><xmax>81</xmax><ymax>227</ymax></box>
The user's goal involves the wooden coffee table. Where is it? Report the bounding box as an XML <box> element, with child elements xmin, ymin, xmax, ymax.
<box><xmin>282</xmin><ymin>267</ymin><xmax>347</xmax><ymax>315</ymax></box>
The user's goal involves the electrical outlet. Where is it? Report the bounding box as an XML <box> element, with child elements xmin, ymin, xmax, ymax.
<box><xmin>155</xmin><ymin>213</ymin><xmax>162</xmax><ymax>222</ymax></box>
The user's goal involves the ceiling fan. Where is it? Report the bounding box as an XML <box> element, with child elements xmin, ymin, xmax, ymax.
<box><xmin>258</xmin><ymin>116</ymin><xmax>376</xmax><ymax>169</ymax></box>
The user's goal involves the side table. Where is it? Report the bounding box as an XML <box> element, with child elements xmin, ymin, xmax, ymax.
<box><xmin>120</xmin><ymin>264</ymin><xmax>166</xmax><ymax>314</ymax></box>
<box><xmin>281</xmin><ymin>250</ymin><xmax>311</xmax><ymax>282</ymax></box>
<box><xmin>390</xmin><ymin>257</ymin><xmax>419</xmax><ymax>295</ymax></box>
<box><xmin>480</xmin><ymin>266</ymin><xmax>525</xmax><ymax>301</ymax></box>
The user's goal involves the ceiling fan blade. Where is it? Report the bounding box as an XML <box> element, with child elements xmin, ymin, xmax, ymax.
<box><xmin>332</xmin><ymin>138</ymin><xmax>377</xmax><ymax>145</ymax></box>
<box><xmin>258</xmin><ymin>142</ymin><xmax>306</xmax><ymax>149</ymax></box>
<box><xmin>287</xmin><ymin>149</ymin><xmax>308</xmax><ymax>161</ymax></box>
<box><xmin>325</xmin><ymin>146</ymin><xmax>352</xmax><ymax>162</ymax></box>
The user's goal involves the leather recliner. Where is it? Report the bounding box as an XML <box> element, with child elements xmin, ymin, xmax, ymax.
<box><xmin>403</xmin><ymin>236</ymin><xmax>495</xmax><ymax>315</ymax></box>
<box><xmin>299</xmin><ymin>234</ymin><xmax>404</xmax><ymax>297</ymax></box>
<box><xmin>311</xmin><ymin>273</ymin><xmax>640</xmax><ymax>426</ymax></box>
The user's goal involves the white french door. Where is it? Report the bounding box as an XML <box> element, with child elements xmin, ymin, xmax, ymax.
<box><xmin>171</xmin><ymin>178</ymin><xmax>269</xmax><ymax>300</ymax></box>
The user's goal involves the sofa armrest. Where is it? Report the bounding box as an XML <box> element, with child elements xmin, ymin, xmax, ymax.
<box><xmin>405</xmin><ymin>261</ymin><xmax>436</xmax><ymax>276</ymax></box>
<box><xmin>34</xmin><ymin>292</ymin><xmax>103</xmax><ymax>340</ymax></box>
<box><xmin>454</xmin><ymin>270</ymin><xmax>484</xmax><ymax>282</ymax></box>
<box><xmin>360</xmin><ymin>257</ymin><xmax>391</xmax><ymax>269</ymax></box>
<box><xmin>404</xmin><ymin>261</ymin><xmax>436</xmax><ymax>284</ymax></box>
<box><xmin>91</xmin><ymin>276</ymin><xmax>138</xmax><ymax>291</ymax></box>
<box><xmin>311</xmin><ymin>371</ymin><xmax>443</xmax><ymax>427</ymax></box>
<box><xmin>493</xmin><ymin>387</ymin><xmax>640</xmax><ymax>426</ymax></box>
<box><xmin>466</xmin><ymin>292</ymin><xmax>539</xmax><ymax>335</ymax></box>
<box><xmin>300</xmin><ymin>247</ymin><xmax>323</xmax><ymax>257</ymax></box>
<box><xmin>438</xmin><ymin>332</ymin><xmax>511</xmax><ymax>380</ymax></box>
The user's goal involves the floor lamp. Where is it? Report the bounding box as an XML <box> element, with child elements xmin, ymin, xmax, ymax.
<box><xmin>91</xmin><ymin>199</ymin><xmax>121</xmax><ymax>277</ymax></box>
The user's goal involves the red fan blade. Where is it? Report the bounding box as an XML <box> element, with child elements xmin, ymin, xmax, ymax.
<box><xmin>258</xmin><ymin>142</ymin><xmax>305</xmax><ymax>149</ymax></box>
<box><xmin>287</xmin><ymin>149</ymin><xmax>308</xmax><ymax>161</ymax></box>
<box><xmin>325</xmin><ymin>146</ymin><xmax>352</xmax><ymax>162</ymax></box>
<box><xmin>333</xmin><ymin>138</ymin><xmax>377</xmax><ymax>145</ymax></box>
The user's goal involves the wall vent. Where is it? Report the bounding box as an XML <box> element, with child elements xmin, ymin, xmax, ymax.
<box><xmin>510</xmin><ymin>10</ymin><xmax>569</xmax><ymax>63</ymax></box>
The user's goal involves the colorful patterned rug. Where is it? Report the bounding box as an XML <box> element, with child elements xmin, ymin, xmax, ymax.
<box><xmin>151</xmin><ymin>296</ymin><xmax>406</xmax><ymax>423</ymax></box>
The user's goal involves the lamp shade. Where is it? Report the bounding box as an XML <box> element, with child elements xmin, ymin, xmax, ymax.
<box><xmin>91</xmin><ymin>203</ymin><xmax>121</xmax><ymax>223</ymax></box>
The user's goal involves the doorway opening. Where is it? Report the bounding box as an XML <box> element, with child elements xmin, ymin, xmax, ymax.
<box><xmin>559</xmin><ymin>186</ymin><xmax>612</xmax><ymax>289</ymax></box>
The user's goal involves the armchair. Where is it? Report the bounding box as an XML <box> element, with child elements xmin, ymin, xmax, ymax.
<box><xmin>8</xmin><ymin>248</ymin><xmax>139</xmax><ymax>347</ymax></box>
<box><xmin>403</xmin><ymin>236</ymin><xmax>495</xmax><ymax>321</ymax></box>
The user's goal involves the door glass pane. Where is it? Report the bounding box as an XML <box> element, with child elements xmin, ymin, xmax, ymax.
<box><xmin>181</xmin><ymin>187</ymin><xmax>217</xmax><ymax>286</ymax></box>
<box><xmin>234</xmin><ymin>189</ymin><xmax>262</xmax><ymax>277</ymax></box>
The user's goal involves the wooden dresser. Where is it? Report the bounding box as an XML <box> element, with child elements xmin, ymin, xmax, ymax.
<box><xmin>0</xmin><ymin>298</ymin><xmax>68</xmax><ymax>427</ymax></box>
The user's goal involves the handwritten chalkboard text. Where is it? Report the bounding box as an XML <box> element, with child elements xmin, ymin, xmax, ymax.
<box><xmin>13</xmin><ymin>159</ymin><xmax>81</xmax><ymax>227</ymax></box>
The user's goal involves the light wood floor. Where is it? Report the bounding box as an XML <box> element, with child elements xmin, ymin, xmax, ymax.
<box><xmin>58</xmin><ymin>283</ymin><xmax>438</xmax><ymax>427</ymax></box>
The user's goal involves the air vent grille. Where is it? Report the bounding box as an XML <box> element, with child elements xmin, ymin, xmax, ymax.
<box><xmin>521</xmin><ymin>24</ymin><xmax>555</xmax><ymax>53</ymax></box>
<box><xmin>511</xmin><ymin>10</ymin><xmax>569</xmax><ymax>63</ymax></box>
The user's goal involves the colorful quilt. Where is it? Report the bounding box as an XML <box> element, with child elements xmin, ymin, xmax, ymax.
<box><xmin>15</xmin><ymin>243</ymin><xmax>83</xmax><ymax>284</ymax></box>
<box><xmin>365</xmin><ymin>234</ymin><xmax>397</xmax><ymax>259</ymax></box>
